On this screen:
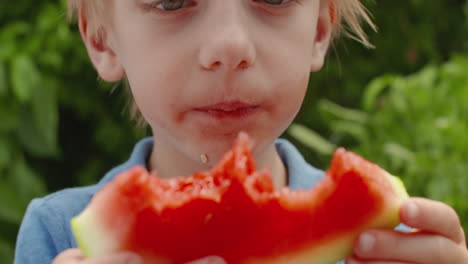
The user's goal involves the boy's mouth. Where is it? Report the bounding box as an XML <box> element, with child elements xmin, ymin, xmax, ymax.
<box><xmin>193</xmin><ymin>101</ymin><xmax>260</xmax><ymax>120</ymax></box>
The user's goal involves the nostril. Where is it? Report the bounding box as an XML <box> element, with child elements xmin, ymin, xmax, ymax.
<box><xmin>213</xmin><ymin>61</ymin><xmax>221</xmax><ymax>68</ymax></box>
<box><xmin>202</xmin><ymin>61</ymin><xmax>222</xmax><ymax>71</ymax></box>
<box><xmin>201</xmin><ymin>56</ymin><xmax>253</xmax><ymax>71</ymax></box>
<box><xmin>205</xmin><ymin>61</ymin><xmax>221</xmax><ymax>71</ymax></box>
<box><xmin>238</xmin><ymin>60</ymin><xmax>249</xmax><ymax>69</ymax></box>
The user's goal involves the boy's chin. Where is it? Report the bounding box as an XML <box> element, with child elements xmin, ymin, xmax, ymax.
<box><xmin>194</xmin><ymin>132</ymin><xmax>246</xmax><ymax>159</ymax></box>
<box><xmin>186</xmin><ymin>130</ymin><xmax>276</xmax><ymax>167</ymax></box>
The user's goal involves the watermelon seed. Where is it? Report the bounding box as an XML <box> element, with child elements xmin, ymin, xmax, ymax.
<box><xmin>201</xmin><ymin>154</ymin><xmax>209</xmax><ymax>164</ymax></box>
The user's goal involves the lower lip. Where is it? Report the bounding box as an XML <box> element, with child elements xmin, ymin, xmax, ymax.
<box><xmin>194</xmin><ymin>106</ymin><xmax>259</xmax><ymax>120</ymax></box>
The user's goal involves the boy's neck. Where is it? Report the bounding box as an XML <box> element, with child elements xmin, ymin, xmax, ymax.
<box><xmin>148</xmin><ymin>139</ymin><xmax>287</xmax><ymax>189</ymax></box>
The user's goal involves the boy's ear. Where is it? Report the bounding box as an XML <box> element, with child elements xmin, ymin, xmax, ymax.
<box><xmin>78</xmin><ymin>10</ymin><xmax>125</xmax><ymax>82</ymax></box>
<box><xmin>310</xmin><ymin>0</ymin><xmax>334</xmax><ymax>72</ymax></box>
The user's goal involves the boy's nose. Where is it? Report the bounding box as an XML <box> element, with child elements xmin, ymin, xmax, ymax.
<box><xmin>198</xmin><ymin>11</ymin><xmax>256</xmax><ymax>72</ymax></box>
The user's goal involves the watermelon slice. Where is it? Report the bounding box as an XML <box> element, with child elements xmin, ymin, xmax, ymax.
<box><xmin>71</xmin><ymin>133</ymin><xmax>408</xmax><ymax>264</ymax></box>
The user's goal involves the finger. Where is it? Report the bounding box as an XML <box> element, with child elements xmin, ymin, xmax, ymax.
<box><xmin>86</xmin><ymin>252</ymin><xmax>143</xmax><ymax>264</ymax></box>
<box><xmin>400</xmin><ymin>197</ymin><xmax>465</xmax><ymax>243</ymax></box>
<box><xmin>185</xmin><ymin>256</ymin><xmax>227</xmax><ymax>264</ymax></box>
<box><xmin>346</xmin><ymin>256</ymin><xmax>412</xmax><ymax>264</ymax></box>
<box><xmin>53</xmin><ymin>248</ymin><xmax>85</xmax><ymax>263</ymax></box>
<box><xmin>353</xmin><ymin>229</ymin><xmax>466</xmax><ymax>264</ymax></box>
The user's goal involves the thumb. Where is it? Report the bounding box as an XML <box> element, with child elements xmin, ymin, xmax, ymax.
<box><xmin>185</xmin><ymin>256</ymin><xmax>227</xmax><ymax>264</ymax></box>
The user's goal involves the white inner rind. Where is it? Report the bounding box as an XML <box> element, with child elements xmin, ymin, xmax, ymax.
<box><xmin>387</xmin><ymin>172</ymin><xmax>410</xmax><ymax>200</ymax></box>
<box><xmin>72</xmin><ymin>209</ymin><xmax>120</xmax><ymax>258</ymax></box>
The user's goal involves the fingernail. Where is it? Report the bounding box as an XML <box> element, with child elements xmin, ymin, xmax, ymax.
<box><xmin>406</xmin><ymin>202</ymin><xmax>419</xmax><ymax>220</ymax></box>
<box><xmin>358</xmin><ymin>232</ymin><xmax>375</xmax><ymax>253</ymax></box>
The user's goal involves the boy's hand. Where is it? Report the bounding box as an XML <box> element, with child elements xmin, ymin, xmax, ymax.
<box><xmin>346</xmin><ymin>197</ymin><xmax>468</xmax><ymax>264</ymax></box>
<box><xmin>52</xmin><ymin>249</ymin><xmax>226</xmax><ymax>264</ymax></box>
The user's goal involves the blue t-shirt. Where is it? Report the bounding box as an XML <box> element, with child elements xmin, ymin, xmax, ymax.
<box><xmin>13</xmin><ymin>137</ymin><xmax>337</xmax><ymax>264</ymax></box>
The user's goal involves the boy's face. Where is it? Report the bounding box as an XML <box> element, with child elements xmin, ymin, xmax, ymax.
<box><xmin>85</xmin><ymin>0</ymin><xmax>331</xmax><ymax>163</ymax></box>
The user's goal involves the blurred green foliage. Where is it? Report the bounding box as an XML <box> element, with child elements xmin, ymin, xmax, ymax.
<box><xmin>0</xmin><ymin>1</ymin><xmax>142</xmax><ymax>262</ymax></box>
<box><xmin>1</xmin><ymin>0</ymin><xmax>467</xmax><ymax>262</ymax></box>
<box><xmin>290</xmin><ymin>54</ymin><xmax>468</xmax><ymax>239</ymax></box>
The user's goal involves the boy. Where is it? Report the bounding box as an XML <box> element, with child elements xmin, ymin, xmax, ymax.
<box><xmin>15</xmin><ymin>0</ymin><xmax>468</xmax><ymax>263</ymax></box>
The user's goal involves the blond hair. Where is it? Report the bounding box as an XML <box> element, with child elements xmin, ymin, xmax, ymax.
<box><xmin>68</xmin><ymin>0</ymin><xmax>376</xmax><ymax>123</ymax></box>
<box><xmin>332</xmin><ymin>0</ymin><xmax>377</xmax><ymax>47</ymax></box>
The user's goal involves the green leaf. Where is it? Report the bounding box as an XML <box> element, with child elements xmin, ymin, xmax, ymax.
<box><xmin>0</xmin><ymin>41</ymin><xmax>16</xmax><ymax>61</ymax></box>
<box><xmin>0</xmin><ymin>62</ymin><xmax>7</xmax><ymax>96</ymax></box>
<box><xmin>0</xmin><ymin>22</ymin><xmax>30</xmax><ymax>60</ymax></box>
<box><xmin>0</xmin><ymin>182</ymin><xmax>24</xmax><ymax>223</ymax></box>
<box><xmin>382</xmin><ymin>142</ymin><xmax>415</xmax><ymax>170</ymax></box>
<box><xmin>465</xmin><ymin>1</ymin><xmax>468</xmax><ymax>28</ymax></box>
<box><xmin>407</xmin><ymin>65</ymin><xmax>437</xmax><ymax>90</ymax></box>
<box><xmin>388</xmin><ymin>84</ymin><xmax>410</xmax><ymax>115</ymax></box>
<box><xmin>329</xmin><ymin>120</ymin><xmax>369</xmax><ymax>142</ymax></box>
<box><xmin>0</xmin><ymin>22</ymin><xmax>30</xmax><ymax>43</ymax></box>
<box><xmin>17</xmin><ymin>109</ymin><xmax>58</xmax><ymax>157</ymax></box>
<box><xmin>0</xmin><ymin>156</ymin><xmax>47</xmax><ymax>223</ymax></box>
<box><xmin>288</xmin><ymin>124</ymin><xmax>336</xmax><ymax>155</ymax></box>
<box><xmin>318</xmin><ymin>99</ymin><xmax>369</xmax><ymax>124</ymax></box>
<box><xmin>31</xmin><ymin>78</ymin><xmax>59</xmax><ymax>157</ymax></box>
<box><xmin>382</xmin><ymin>142</ymin><xmax>415</xmax><ymax>163</ymax></box>
<box><xmin>0</xmin><ymin>104</ymin><xmax>18</xmax><ymax>132</ymax></box>
<box><xmin>427</xmin><ymin>171</ymin><xmax>453</xmax><ymax>203</ymax></box>
<box><xmin>0</xmin><ymin>136</ymin><xmax>11</xmax><ymax>171</ymax></box>
<box><xmin>10</xmin><ymin>156</ymin><xmax>47</xmax><ymax>200</ymax></box>
<box><xmin>362</xmin><ymin>75</ymin><xmax>397</xmax><ymax>112</ymax></box>
<box><xmin>11</xmin><ymin>55</ymin><xmax>40</xmax><ymax>102</ymax></box>
<box><xmin>0</xmin><ymin>237</ymin><xmax>14</xmax><ymax>264</ymax></box>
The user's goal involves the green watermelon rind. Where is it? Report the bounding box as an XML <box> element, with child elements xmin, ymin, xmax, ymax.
<box><xmin>388</xmin><ymin>173</ymin><xmax>410</xmax><ymax>200</ymax></box>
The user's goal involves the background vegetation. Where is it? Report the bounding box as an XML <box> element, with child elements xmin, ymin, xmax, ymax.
<box><xmin>1</xmin><ymin>0</ymin><xmax>467</xmax><ymax>263</ymax></box>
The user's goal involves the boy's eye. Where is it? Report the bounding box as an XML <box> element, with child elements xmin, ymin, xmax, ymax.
<box><xmin>259</xmin><ymin>0</ymin><xmax>294</xmax><ymax>5</ymax></box>
<box><xmin>143</xmin><ymin>0</ymin><xmax>298</xmax><ymax>13</ymax></box>
<box><xmin>152</xmin><ymin>0</ymin><xmax>188</xmax><ymax>11</ymax></box>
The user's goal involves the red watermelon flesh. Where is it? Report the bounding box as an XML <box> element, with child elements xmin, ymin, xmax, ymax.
<box><xmin>71</xmin><ymin>133</ymin><xmax>408</xmax><ymax>264</ymax></box>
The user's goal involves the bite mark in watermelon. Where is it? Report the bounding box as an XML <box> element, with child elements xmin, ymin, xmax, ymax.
<box><xmin>71</xmin><ymin>133</ymin><xmax>408</xmax><ymax>264</ymax></box>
